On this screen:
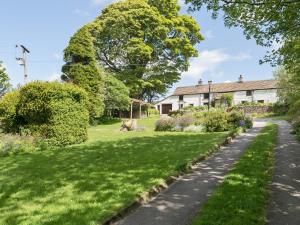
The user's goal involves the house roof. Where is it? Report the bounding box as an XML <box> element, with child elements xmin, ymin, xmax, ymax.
<box><xmin>173</xmin><ymin>79</ymin><xmax>278</xmax><ymax>96</ymax></box>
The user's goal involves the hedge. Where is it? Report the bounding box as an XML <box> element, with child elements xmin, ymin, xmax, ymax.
<box><xmin>0</xmin><ymin>81</ymin><xmax>89</xmax><ymax>146</ymax></box>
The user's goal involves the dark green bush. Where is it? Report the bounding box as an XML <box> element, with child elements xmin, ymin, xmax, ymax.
<box><xmin>0</xmin><ymin>82</ymin><xmax>89</xmax><ymax>146</ymax></box>
<box><xmin>155</xmin><ymin>117</ymin><xmax>175</xmax><ymax>131</ymax></box>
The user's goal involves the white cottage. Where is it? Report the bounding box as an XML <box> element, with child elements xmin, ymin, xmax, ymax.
<box><xmin>155</xmin><ymin>75</ymin><xmax>279</xmax><ymax>115</ymax></box>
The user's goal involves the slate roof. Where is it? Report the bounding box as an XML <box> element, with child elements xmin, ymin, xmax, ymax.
<box><xmin>173</xmin><ymin>79</ymin><xmax>278</xmax><ymax>96</ymax></box>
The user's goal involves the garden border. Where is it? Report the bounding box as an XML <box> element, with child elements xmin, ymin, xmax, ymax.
<box><xmin>101</xmin><ymin>128</ymin><xmax>244</xmax><ymax>225</ymax></box>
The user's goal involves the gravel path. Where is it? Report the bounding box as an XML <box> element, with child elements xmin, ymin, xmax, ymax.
<box><xmin>115</xmin><ymin>121</ymin><xmax>267</xmax><ymax>225</ymax></box>
<box><xmin>267</xmin><ymin>120</ymin><xmax>300</xmax><ymax>225</ymax></box>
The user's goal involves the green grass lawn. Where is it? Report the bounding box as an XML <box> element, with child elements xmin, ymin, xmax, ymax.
<box><xmin>0</xmin><ymin>117</ymin><xmax>229</xmax><ymax>225</ymax></box>
<box><xmin>191</xmin><ymin>123</ymin><xmax>278</xmax><ymax>225</ymax></box>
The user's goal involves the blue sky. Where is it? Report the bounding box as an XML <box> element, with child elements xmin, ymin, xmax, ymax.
<box><xmin>0</xmin><ymin>0</ymin><xmax>277</xmax><ymax>96</ymax></box>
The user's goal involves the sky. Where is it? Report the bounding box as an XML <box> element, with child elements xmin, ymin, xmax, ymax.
<box><xmin>0</xmin><ymin>0</ymin><xmax>277</xmax><ymax>96</ymax></box>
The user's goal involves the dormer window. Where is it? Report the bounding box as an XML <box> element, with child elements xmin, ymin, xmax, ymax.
<box><xmin>179</xmin><ymin>95</ymin><xmax>184</xmax><ymax>101</ymax></box>
<box><xmin>204</xmin><ymin>93</ymin><xmax>209</xmax><ymax>99</ymax></box>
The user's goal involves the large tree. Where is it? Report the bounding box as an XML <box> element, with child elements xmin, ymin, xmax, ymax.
<box><xmin>91</xmin><ymin>0</ymin><xmax>203</xmax><ymax>100</ymax></box>
<box><xmin>0</xmin><ymin>61</ymin><xmax>11</xmax><ymax>98</ymax></box>
<box><xmin>62</xmin><ymin>25</ymin><xmax>105</xmax><ymax>121</ymax></box>
<box><xmin>186</xmin><ymin>0</ymin><xmax>300</xmax><ymax>66</ymax></box>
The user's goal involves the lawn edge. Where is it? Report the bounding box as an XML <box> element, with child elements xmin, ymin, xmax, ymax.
<box><xmin>190</xmin><ymin>123</ymin><xmax>278</xmax><ymax>225</ymax></box>
<box><xmin>101</xmin><ymin>127</ymin><xmax>244</xmax><ymax>225</ymax></box>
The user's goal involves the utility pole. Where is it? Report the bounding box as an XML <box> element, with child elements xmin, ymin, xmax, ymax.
<box><xmin>16</xmin><ymin>44</ymin><xmax>30</xmax><ymax>84</ymax></box>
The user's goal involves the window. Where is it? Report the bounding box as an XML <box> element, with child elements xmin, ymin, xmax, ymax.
<box><xmin>157</xmin><ymin>105</ymin><xmax>160</xmax><ymax>112</ymax></box>
<box><xmin>246</xmin><ymin>90</ymin><xmax>252</xmax><ymax>96</ymax></box>
<box><xmin>179</xmin><ymin>95</ymin><xmax>184</xmax><ymax>101</ymax></box>
<box><xmin>189</xmin><ymin>104</ymin><xmax>194</xmax><ymax>107</ymax></box>
<box><xmin>179</xmin><ymin>104</ymin><xmax>184</xmax><ymax>109</ymax></box>
<box><xmin>204</xmin><ymin>93</ymin><xmax>209</xmax><ymax>99</ymax></box>
<box><xmin>258</xmin><ymin>100</ymin><xmax>264</xmax><ymax>103</ymax></box>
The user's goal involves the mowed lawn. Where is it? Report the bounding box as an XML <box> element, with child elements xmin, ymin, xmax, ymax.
<box><xmin>0</xmin><ymin>117</ymin><xmax>229</xmax><ymax>225</ymax></box>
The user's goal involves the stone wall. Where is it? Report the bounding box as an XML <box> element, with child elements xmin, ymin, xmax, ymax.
<box><xmin>232</xmin><ymin>105</ymin><xmax>273</xmax><ymax>114</ymax></box>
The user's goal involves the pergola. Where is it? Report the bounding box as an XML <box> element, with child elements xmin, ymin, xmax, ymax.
<box><xmin>130</xmin><ymin>98</ymin><xmax>149</xmax><ymax>119</ymax></box>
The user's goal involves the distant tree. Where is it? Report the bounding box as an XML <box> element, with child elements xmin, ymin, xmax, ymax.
<box><xmin>62</xmin><ymin>25</ymin><xmax>105</xmax><ymax>121</ymax></box>
<box><xmin>104</xmin><ymin>74</ymin><xmax>131</xmax><ymax>116</ymax></box>
<box><xmin>91</xmin><ymin>0</ymin><xmax>203</xmax><ymax>99</ymax></box>
<box><xmin>0</xmin><ymin>61</ymin><xmax>11</xmax><ymax>97</ymax></box>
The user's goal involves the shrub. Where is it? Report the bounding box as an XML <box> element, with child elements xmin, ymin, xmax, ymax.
<box><xmin>148</xmin><ymin>108</ymin><xmax>160</xmax><ymax>116</ymax></box>
<box><xmin>228</xmin><ymin>110</ymin><xmax>246</xmax><ymax>128</ymax></box>
<box><xmin>184</xmin><ymin>125</ymin><xmax>206</xmax><ymax>133</ymax></box>
<box><xmin>0</xmin><ymin>134</ymin><xmax>35</xmax><ymax>156</ymax></box>
<box><xmin>1</xmin><ymin>81</ymin><xmax>90</xmax><ymax>146</ymax></box>
<box><xmin>203</xmin><ymin>110</ymin><xmax>230</xmax><ymax>132</ymax></box>
<box><xmin>155</xmin><ymin>117</ymin><xmax>175</xmax><ymax>131</ymax></box>
<box><xmin>176</xmin><ymin>114</ymin><xmax>195</xmax><ymax>130</ymax></box>
<box><xmin>244</xmin><ymin>116</ymin><xmax>254</xmax><ymax>129</ymax></box>
<box><xmin>0</xmin><ymin>90</ymin><xmax>21</xmax><ymax>133</ymax></box>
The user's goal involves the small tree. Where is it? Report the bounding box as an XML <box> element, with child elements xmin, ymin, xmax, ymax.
<box><xmin>104</xmin><ymin>74</ymin><xmax>131</xmax><ymax>116</ymax></box>
<box><xmin>0</xmin><ymin>61</ymin><xmax>11</xmax><ymax>97</ymax></box>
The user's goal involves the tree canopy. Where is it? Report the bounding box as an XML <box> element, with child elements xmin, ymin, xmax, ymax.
<box><xmin>62</xmin><ymin>26</ymin><xmax>105</xmax><ymax>121</ymax></box>
<box><xmin>186</xmin><ymin>0</ymin><xmax>300</xmax><ymax>66</ymax></box>
<box><xmin>91</xmin><ymin>0</ymin><xmax>203</xmax><ymax>100</ymax></box>
<box><xmin>0</xmin><ymin>61</ymin><xmax>11</xmax><ymax>97</ymax></box>
<box><xmin>104</xmin><ymin>74</ymin><xmax>131</xmax><ymax>115</ymax></box>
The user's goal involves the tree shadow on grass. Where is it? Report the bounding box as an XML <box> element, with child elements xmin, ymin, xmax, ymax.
<box><xmin>0</xmin><ymin>132</ymin><xmax>227</xmax><ymax>225</ymax></box>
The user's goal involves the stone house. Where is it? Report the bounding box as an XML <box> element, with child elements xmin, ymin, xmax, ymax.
<box><xmin>155</xmin><ymin>75</ymin><xmax>279</xmax><ymax>115</ymax></box>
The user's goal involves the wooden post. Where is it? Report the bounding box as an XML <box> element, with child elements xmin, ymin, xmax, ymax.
<box><xmin>130</xmin><ymin>101</ymin><xmax>133</xmax><ymax>119</ymax></box>
<box><xmin>139</xmin><ymin>103</ymin><xmax>142</xmax><ymax>119</ymax></box>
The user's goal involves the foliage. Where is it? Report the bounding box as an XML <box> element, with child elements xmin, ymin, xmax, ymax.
<box><xmin>0</xmin><ymin>81</ymin><xmax>89</xmax><ymax>146</ymax></box>
<box><xmin>0</xmin><ymin>134</ymin><xmax>49</xmax><ymax>157</ymax></box>
<box><xmin>191</xmin><ymin>124</ymin><xmax>278</xmax><ymax>225</ymax></box>
<box><xmin>148</xmin><ymin>108</ymin><xmax>160</xmax><ymax>116</ymax></box>
<box><xmin>62</xmin><ymin>25</ymin><xmax>105</xmax><ymax>120</ymax></box>
<box><xmin>221</xmin><ymin>93</ymin><xmax>233</xmax><ymax>107</ymax></box>
<box><xmin>186</xmin><ymin>0</ymin><xmax>300</xmax><ymax>66</ymax></box>
<box><xmin>91</xmin><ymin>0</ymin><xmax>203</xmax><ymax>100</ymax></box>
<box><xmin>184</xmin><ymin>125</ymin><xmax>206</xmax><ymax>133</ymax></box>
<box><xmin>227</xmin><ymin>110</ymin><xmax>246</xmax><ymax>128</ymax></box>
<box><xmin>0</xmin><ymin>117</ymin><xmax>229</xmax><ymax>225</ymax></box>
<box><xmin>274</xmin><ymin>67</ymin><xmax>300</xmax><ymax>134</ymax></box>
<box><xmin>203</xmin><ymin>110</ymin><xmax>230</xmax><ymax>132</ymax></box>
<box><xmin>176</xmin><ymin>114</ymin><xmax>195</xmax><ymax>130</ymax></box>
<box><xmin>155</xmin><ymin>117</ymin><xmax>176</xmax><ymax>131</ymax></box>
<box><xmin>0</xmin><ymin>90</ymin><xmax>20</xmax><ymax>132</ymax></box>
<box><xmin>0</xmin><ymin>61</ymin><xmax>11</xmax><ymax>97</ymax></box>
<box><xmin>169</xmin><ymin>105</ymin><xmax>207</xmax><ymax>117</ymax></box>
<box><xmin>104</xmin><ymin>74</ymin><xmax>131</xmax><ymax>115</ymax></box>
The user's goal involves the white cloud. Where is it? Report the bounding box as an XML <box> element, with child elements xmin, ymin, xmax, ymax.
<box><xmin>53</xmin><ymin>53</ymin><xmax>62</xmax><ymax>60</ymax></box>
<box><xmin>224</xmin><ymin>80</ymin><xmax>232</xmax><ymax>83</ymax></box>
<box><xmin>49</xmin><ymin>73</ymin><xmax>61</xmax><ymax>82</ymax></box>
<box><xmin>182</xmin><ymin>49</ymin><xmax>251</xmax><ymax>79</ymax></box>
<box><xmin>74</xmin><ymin>9</ymin><xmax>90</xmax><ymax>17</ymax></box>
<box><xmin>91</xmin><ymin>0</ymin><xmax>118</xmax><ymax>6</ymax></box>
<box><xmin>203</xmin><ymin>30</ymin><xmax>214</xmax><ymax>39</ymax></box>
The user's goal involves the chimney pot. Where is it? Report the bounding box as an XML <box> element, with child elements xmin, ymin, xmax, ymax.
<box><xmin>238</xmin><ymin>75</ymin><xmax>244</xmax><ymax>83</ymax></box>
<box><xmin>198</xmin><ymin>78</ymin><xmax>203</xmax><ymax>85</ymax></box>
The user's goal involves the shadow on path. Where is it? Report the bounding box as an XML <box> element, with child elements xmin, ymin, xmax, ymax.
<box><xmin>116</xmin><ymin>122</ymin><xmax>267</xmax><ymax>225</ymax></box>
<box><xmin>267</xmin><ymin>120</ymin><xmax>300</xmax><ymax>225</ymax></box>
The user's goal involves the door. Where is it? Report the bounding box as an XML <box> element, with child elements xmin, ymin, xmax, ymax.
<box><xmin>162</xmin><ymin>104</ymin><xmax>172</xmax><ymax>114</ymax></box>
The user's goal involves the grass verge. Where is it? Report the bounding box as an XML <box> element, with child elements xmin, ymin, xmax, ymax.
<box><xmin>191</xmin><ymin>123</ymin><xmax>278</xmax><ymax>225</ymax></box>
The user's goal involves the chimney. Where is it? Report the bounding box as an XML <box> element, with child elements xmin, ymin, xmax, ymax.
<box><xmin>238</xmin><ymin>75</ymin><xmax>244</xmax><ymax>83</ymax></box>
<box><xmin>198</xmin><ymin>78</ymin><xmax>203</xmax><ymax>85</ymax></box>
